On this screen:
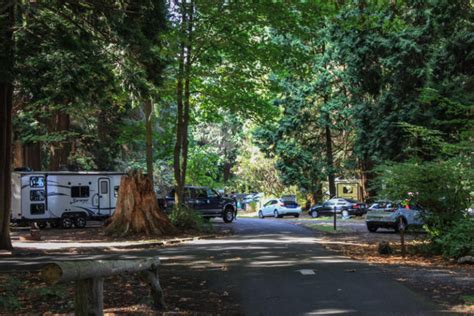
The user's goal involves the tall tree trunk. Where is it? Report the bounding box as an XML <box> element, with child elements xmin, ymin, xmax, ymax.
<box><xmin>25</xmin><ymin>142</ymin><xmax>41</xmax><ymax>171</ymax></box>
<box><xmin>173</xmin><ymin>1</ymin><xmax>193</xmax><ymax>207</ymax></box>
<box><xmin>0</xmin><ymin>0</ymin><xmax>15</xmax><ymax>250</ymax></box>
<box><xmin>359</xmin><ymin>156</ymin><xmax>374</xmax><ymax>202</ymax></box>
<box><xmin>144</xmin><ymin>99</ymin><xmax>154</xmax><ymax>185</ymax></box>
<box><xmin>173</xmin><ymin>10</ymin><xmax>186</xmax><ymax>206</ymax></box>
<box><xmin>48</xmin><ymin>111</ymin><xmax>71</xmax><ymax>170</ymax></box>
<box><xmin>180</xmin><ymin>0</ymin><xmax>193</xmax><ymax>194</ymax></box>
<box><xmin>325</xmin><ymin>124</ymin><xmax>336</xmax><ymax>198</ymax></box>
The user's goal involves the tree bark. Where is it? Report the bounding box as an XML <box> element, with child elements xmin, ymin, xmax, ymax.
<box><xmin>144</xmin><ymin>99</ymin><xmax>154</xmax><ymax>185</ymax></box>
<box><xmin>173</xmin><ymin>3</ymin><xmax>186</xmax><ymax>206</ymax></box>
<box><xmin>325</xmin><ymin>124</ymin><xmax>336</xmax><ymax>198</ymax></box>
<box><xmin>173</xmin><ymin>1</ymin><xmax>193</xmax><ymax>207</ymax></box>
<box><xmin>0</xmin><ymin>0</ymin><xmax>15</xmax><ymax>250</ymax></box>
<box><xmin>48</xmin><ymin>111</ymin><xmax>71</xmax><ymax>170</ymax></box>
<box><xmin>41</xmin><ymin>257</ymin><xmax>162</xmax><ymax>284</ymax></box>
<box><xmin>359</xmin><ymin>156</ymin><xmax>374</xmax><ymax>202</ymax></box>
<box><xmin>180</xmin><ymin>0</ymin><xmax>193</xmax><ymax>194</ymax></box>
<box><xmin>104</xmin><ymin>170</ymin><xmax>176</xmax><ymax>237</ymax></box>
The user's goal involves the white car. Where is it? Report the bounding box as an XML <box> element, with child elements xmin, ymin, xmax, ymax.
<box><xmin>258</xmin><ymin>199</ymin><xmax>302</xmax><ymax>218</ymax></box>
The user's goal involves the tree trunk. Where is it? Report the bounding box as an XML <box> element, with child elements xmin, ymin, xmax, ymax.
<box><xmin>48</xmin><ymin>111</ymin><xmax>71</xmax><ymax>170</ymax></box>
<box><xmin>325</xmin><ymin>124</ymin><xmax>336</xmax><ymax>198</ymax></box>
<box><xmin>13</xmin><ymin>141</ymin><xmax>23</xmax><ymax>168</ymax></box>
<box><xmin>359</xmin><ymin>156</ymin><xmax>374</xmax><ymax>202</ymax></box>
<box><xmin>173</xmin><ymin>1</ymin><xmax>193</xmax><ymax>207</ymax></box>
<box><xmin>180</xmin><ymin>0</ymin><xmax>193</xmax><ymax>195</ymax></box>
<box><xmin>0</xmin><ymin>0</ymin><xmax>15</xmax><ymax>250</ymax></box>
<box><xmin>173</xmin><ymin>4</ymin><xmax>186</xmax><ymax>206</ymax></box>
<box><xmin>144</xmin><ymin>99</ymin><xmax>154</xmax><ymax>185</ymax></box>
<box><xmin>105</xmin><ymin>170</ymin><xmax>176</xmax><ymax>237</ymax></box>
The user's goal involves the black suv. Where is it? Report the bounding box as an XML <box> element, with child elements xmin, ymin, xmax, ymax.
<box><xmin>159</xmin><ymin>186</ymin><xmax>237</xmax><ymax>223</ymax></box>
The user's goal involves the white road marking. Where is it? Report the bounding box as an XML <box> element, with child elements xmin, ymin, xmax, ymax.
<box><xmin>297</xmin><ymin>269</ymin><xmax>315</xmax><ymax>275</ymax></box>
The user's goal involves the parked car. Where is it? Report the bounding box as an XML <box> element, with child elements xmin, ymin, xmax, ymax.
<box><xmin>308</xmin><ymin>198</ymin><xmax>367</xmax><ymax>218</ymax></box>
<box><xmin>368</xmin><ymin>200</ymin><xmax>394</xmax><ymax>211</ymax></box>
<box><xmin>366</xmin><ymin>201</ymin><xmax>424</xmax><ymax>232</ymax></box>
<box><xmin>158</xmin><ymin>186</ymin><xmax>237</xmax><ymax>223</ymax></box>
<box><xmin>258</xmin><ymin>199</ymin><xmax>302</xmax><ymax>218</ymax></box>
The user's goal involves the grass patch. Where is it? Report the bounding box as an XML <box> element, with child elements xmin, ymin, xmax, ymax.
<box><xmin>238</xmin><ymin>212</ymin><xmax>257</xmax><ymax>218</ymax></box>
<box><xmin>303</xmin><ymin>223</ymin><xmax>350</xmax><ymax>233</ymax></box>
<box><xmin>463</xmin><ymin>295</ymin><xmax>474</xmax><ymax>305</ymax></box>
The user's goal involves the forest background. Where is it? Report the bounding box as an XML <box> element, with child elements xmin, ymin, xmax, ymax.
<box><xmin>1</xmin><ymin>1</ymin><xmax>473</xmax><ymax>255</ymax></box>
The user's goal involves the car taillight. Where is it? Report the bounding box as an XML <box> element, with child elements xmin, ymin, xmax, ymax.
<box><xmin>353</xmin><ymin>204</ymin><xmax>360</xmax><ymax>208</ymax></box>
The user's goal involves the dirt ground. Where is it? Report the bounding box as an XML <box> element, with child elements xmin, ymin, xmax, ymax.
<box><xmin>292</xmin><ymin>218</ymin><xmax>474</xmax><ymax>314</ymax></box>
<box><xmin>0</xmin><ymin>267</ymin><xmax>239</xmax><ymax>315</ymax></box>
<box><xmin>1</xmin><ymin>223</ymin><xmax>238</xmax><ymax>315</ymax></box>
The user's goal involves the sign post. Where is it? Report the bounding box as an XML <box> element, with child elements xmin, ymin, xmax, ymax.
<box><xmin>333</xmin><ymin>206</ymin><xmax>337</xmax><ymax>230</ymax></box>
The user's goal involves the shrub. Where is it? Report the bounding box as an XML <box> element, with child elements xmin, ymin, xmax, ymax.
<box><xmin>169</xmin><ymin>205</ymin><xmax>212</xmax><ymax>232</ymax></box>
<box><xmin>375</xmin><ymin>157</ymin><xmax>473</xmax><ymax>258</ymax></box>
<box><xmin>437</xmin><ymin>217</ymin><xmax>474</xmax><ymax>258</ymax></box>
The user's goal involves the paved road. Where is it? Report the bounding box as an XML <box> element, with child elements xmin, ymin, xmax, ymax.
<box><xmin>1</xmin><ymin>218</ymin><xmax>445</xmax><ymax>315</ymax></box>
<box><xmin>159</xmin><ymin>218</ymin><xmax>443</xmax><ymax>315</ymax></box>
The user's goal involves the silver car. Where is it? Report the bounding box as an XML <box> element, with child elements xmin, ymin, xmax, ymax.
<box><xmin>366</xmin><ymin>201</ymin><xmax>424</xmax><ymax>232</ymax></box>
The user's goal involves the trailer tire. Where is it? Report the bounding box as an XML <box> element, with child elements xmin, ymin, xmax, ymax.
<box><xmin>36</xmin><ymin>222</ymin><xmax>47</xmax><ymax>229</ymax></box>
<box><xmin>60</xmin><ymin>217</ymin><xmax>73</xmax><ymax>229</ymax></box>
<box><xmin>49</xmin><ymin>221</ymin><xmax>60</xmax><ymax>229</ymax></box>
<box><xmin>74</xmin><ymin>216</ymin><xmax>87</xmax><ymax>229</ymax></box>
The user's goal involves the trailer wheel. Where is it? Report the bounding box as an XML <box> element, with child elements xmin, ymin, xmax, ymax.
<box><xmin>49</xmin><ymin>221</ymin><xmax>60</xmax><ymax>229</ymax></box>
<box><xmin>36</xmin><ymin>222</ymin><xmax>47</xmax><ymax>229</ymax></box>
<box><xmin>60</xmin><ymin>217</ymin><xmax>73</xmax><ymax>229</ymax></box>
<box><xmin>74</xmin><ymin>216</ymin><xmax>87</xmax><ymax>229</ymax></box>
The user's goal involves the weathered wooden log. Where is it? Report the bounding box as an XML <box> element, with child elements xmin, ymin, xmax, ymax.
<box><xmin>41</xmin><ymin>257</ymin><xmax>161</xmax><ymax>285</ymax></box>
<box><xmin>75</xmin><ymin>277</ymin><xmax>103</xmax><ymax>316</ymax></box>
<box><xmin>142</xmin><ymin>269</ymin><xmax>166</xmax><ymax>309</ymax></box>
<box><xmin>40</xmin><ymin>257</ymin><xmax>164</xmax><ymax>316</ymax></box>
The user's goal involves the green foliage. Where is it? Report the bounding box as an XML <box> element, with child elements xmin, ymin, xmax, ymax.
<box><xmin>437</xmin><ymin>217</ymin><xmax>474</xmax><ymax>258</ymax></box>
<box><xmin>186</xmin><ymin>145</ymin><xmax>221</xmax><ymax>188</ymax></box>
<box><xmin>375</xmin><ymin>157</ymin><xmax>473</xmax><ymax>257</ymax></box>
<box><xmin>168</xmin><ymin>205</ymin><xmax>212</xmax><ymax>233</ymax></box>
<box><xmin>0</xmin><ymin>277</ymin><xmax>22</xmax><ymax>311</ymax></box>
<box><xmin>231</xmin><ymin>138</ymin><xmax>285</xmax><ymax>196</ymax></box>
<box><xmin>28</xmin><ymin>285</ymin><xmax>68</xmax><ymax>300</ymax></box>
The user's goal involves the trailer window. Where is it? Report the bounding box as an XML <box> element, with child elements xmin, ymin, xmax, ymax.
<box><xmin>30</xmin><ymin>190</ymin><xmax>45</xmax><ymax>201</ymax></box>
<box><xmin>100</xmin><ymin>181</ymin><xmax>108</xmax><ymax>194</ymax></box>
<box><xmin>29</xmin><ymin>176</ymin><xmax>45</xmax><ymax>188</ymax></box>
<box><xmin>30</xmin><ymin>203</ymin><xmax>45</xmax><ymax>215</ymax></box>
<box><xmin>71</xmin><ymin>186</ymin><xmax>90</xmax><ymax>198</ymax></box>
<box><xmin>114</xmin><ymin>186</ymin><xmax>119</xmax><ymax>198</ymax></box>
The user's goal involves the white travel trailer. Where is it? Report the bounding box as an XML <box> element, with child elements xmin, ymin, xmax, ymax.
<box><xmin>11</xmin><ymin>171</ymin><xmax>124</xmax><ymax>228</ymax></box>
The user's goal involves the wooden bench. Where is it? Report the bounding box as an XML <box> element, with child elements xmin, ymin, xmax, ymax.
<box><xmin>40</xmin><ymin>257</ymin><xmax>164</xmax><ymax>316</ymax></box>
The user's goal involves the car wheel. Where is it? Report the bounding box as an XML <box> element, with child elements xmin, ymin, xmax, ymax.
<box><xmin>274</xmin><ymin>210</ymin><xmax>279</xmax><ymax>218</ymax></box>
<box><xmin>367</xmin><ymin>225</ymin><xmax>378</xmax><ymax>233</ymax></box>
<box><xmin>74</xmin><ymin>216</ymin><xmax>87</xmax><ymax>229</ymax></box>
<box><xmin>223</xmin><ymin>208</ymin><xmax>234</xmax><ymax>223</ymax></box>
<box><xmin>294</xmin><ymin>214</ymin><xmax>299</xmax><ymax>218</ymax></box>
<box><xmin>310</xmin><ymin>210</ymin><xmax>318</xmax><ymax>218</ymax></box>
<box><xmin>395</xmin><ymin>218</ymin><xmax>407</xmax><ymax>232</ymax></box>
<box><xmin>60</xmin><ymin>217</ymin><xmax>73</xmax><ymax>229</ymax></box>
<box><xmin>258</xmin><ymin>211</ymin><xmax>264</xmax><ymax>219</ymax></box>
<box><xmin>36</xmin><ymin>222</ymin><xmax>47</xmax><ymax>229</ymax></box>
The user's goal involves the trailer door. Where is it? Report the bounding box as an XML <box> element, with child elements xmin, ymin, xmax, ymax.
<box><xmin>98</xmin><ymin>178</ymin><xmax>111</xmax><ymax>216</ymax></box>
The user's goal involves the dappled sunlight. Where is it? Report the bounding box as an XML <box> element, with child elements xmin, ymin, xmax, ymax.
<box><xmin>308</xmin><ymin>308</ymin><xmax>357</xmax><ymax>315</ymax></box>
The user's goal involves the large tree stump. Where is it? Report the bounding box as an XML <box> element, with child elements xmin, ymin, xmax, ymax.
<box><xmin>105</xmin><ymin>170</ymin><xmax>176</xmax><ymax>237</ymax></box>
